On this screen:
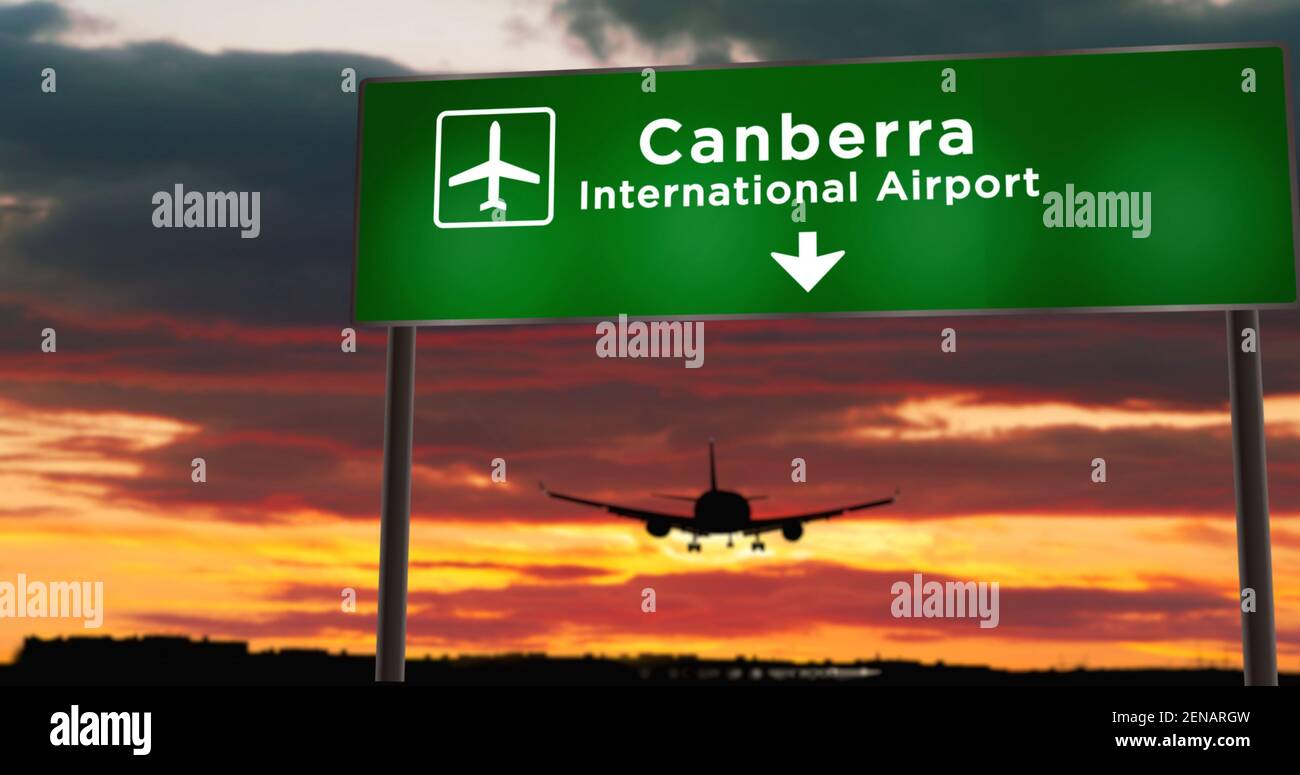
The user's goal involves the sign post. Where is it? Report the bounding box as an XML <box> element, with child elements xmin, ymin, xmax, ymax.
<box><xmin>1227</xmin><ymin>310</ymin><xmax>1278</xmax><ymax>686</ymax></box>
<box><xmin>375</xmin><ymin>325</ymin><xmax>415</xmax><ymax>682</ymax></box>
<box><xmin>354</xmin><ymin>44</ymin><xmax>1298</xmax><ymax>683</ymax></box>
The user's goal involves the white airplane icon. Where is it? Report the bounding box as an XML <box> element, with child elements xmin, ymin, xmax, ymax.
<box><xmin>447</xmin><ymin>120</ymin><xmax>541</xmax><ymax>212</ymax></box>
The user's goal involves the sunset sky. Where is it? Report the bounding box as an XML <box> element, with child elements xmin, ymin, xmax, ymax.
<box><xmin>2</xmin><ymin>0</ymin><xmax>1300</xmax><ymax>671</ymax></box>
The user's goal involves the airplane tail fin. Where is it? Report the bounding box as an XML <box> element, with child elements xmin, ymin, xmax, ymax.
<box><xmin>479</xmin><ymin>198</ymin><xmax>506</xmax><ymax>212</ymax></box>
<box><xmin>708</xmin><ymin>438</ymin><xmax>717</xmax><ymax>490</ymax></box>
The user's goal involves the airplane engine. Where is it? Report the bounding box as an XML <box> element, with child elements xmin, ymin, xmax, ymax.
<box><xmin>782</xmin><ymin>523</ymin><xmax>803</xmax><ymax>542</ymax></box>
<box><xmin>646</xmin><ymin>519</ymin><xmax>671</xmax><ymax>538</ymax></box>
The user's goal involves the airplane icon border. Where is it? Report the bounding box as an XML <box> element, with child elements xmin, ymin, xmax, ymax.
<box><xmin>433</xmin><ymin>107</ymin><xmax>555</xmax><ymax>229</ymax></box>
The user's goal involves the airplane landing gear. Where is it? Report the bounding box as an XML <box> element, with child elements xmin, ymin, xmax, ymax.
<box><xmin>751</xmin><ymin>540</ymin><xmax>766</xmax><ymax>552</ymax></box>
<box><xmin>726</xmin><ymin>535</ymin><xmax>734</xmax><ymax>548</ymax></box>
<box><xmin>687</xmin><ymin>540</ymin><xmax>702</xmax><ymax>553</ymax></box>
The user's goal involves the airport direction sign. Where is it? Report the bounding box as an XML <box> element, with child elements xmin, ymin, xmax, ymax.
<box><xmin>351</xmin><ymin>44</ymin><xmax>1299</xmax><ymax>326</ymax></box>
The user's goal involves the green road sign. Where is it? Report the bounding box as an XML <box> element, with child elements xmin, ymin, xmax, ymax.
<box><xmin>351</xmin><ymin>44</ymin><xmax>1299</xmax><ymax>325</ymax></box>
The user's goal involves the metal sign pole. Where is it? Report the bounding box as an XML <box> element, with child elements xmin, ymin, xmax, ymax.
<box><xmin>1226</xmin><ymin>309</ymin><xmax>1278</xmax><ymax>686</ymax></box>
<box><xmin>375</xmin><ymin>325</ymin><xmax>416</xmax><ymax>682</ymax></box>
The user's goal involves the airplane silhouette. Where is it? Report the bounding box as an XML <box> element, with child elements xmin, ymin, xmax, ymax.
<box><xmin>447</xmin><ymin>120</ymin><xmax>541</xmax><ymax>212</ymax></box>
<box><xmin>541</xmin><ymin>440</ymin><xmax>898</xmax><ymax>552</ymax></box>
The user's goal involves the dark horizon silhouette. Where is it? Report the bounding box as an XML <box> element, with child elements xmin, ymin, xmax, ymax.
<box><xmin>2</xmin><ymin>634</ymin><xmax>1293</xmax><ymax>686</ymax></box>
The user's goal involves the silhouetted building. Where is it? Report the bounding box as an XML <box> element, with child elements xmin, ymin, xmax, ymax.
<box><xmin>1</xmin><ymin>635</ymin><xmax>1292</xmax><ymax>686</ymax></box>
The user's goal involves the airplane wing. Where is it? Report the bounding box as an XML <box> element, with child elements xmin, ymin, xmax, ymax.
<box><xmin>448</xmin><ymin>161</ymin><xmax>492</xmax><ymax>187</ymax></box>
<box><xmin>540</xmin><ymin>483</ymin><xmax>701</xmax><ymax>533</ymax></box>
<box><xmin>449</xmin><ymin>160</ymin><xmax>540</xmax><ymax>188</ymax></box>
<box><xmin>741</xmin><ymin>490</ymin><xmax>898</xmax><ymax>536</ymax></box>
<box><xmin>494</xmin><ymin>160</ymin><xmax>540</xmax><ymax>184</ymax></box>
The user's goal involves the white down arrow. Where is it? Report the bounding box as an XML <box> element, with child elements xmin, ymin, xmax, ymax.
<box><xmin>770</xmin><ymin>231</ymin><xmax>844</xmax><ymax>292</ymax></box>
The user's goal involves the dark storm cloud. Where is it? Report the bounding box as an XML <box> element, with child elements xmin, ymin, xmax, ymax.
<box><xmin>0</xmin><ymin>2</ymin><xmax>410</xmax><ymax>325</ymax></box>
<box><xmin>556</xmin><ymin>0</ymin><xmax>1300</xmax><ymax>62</ymax></box>
<box><xmin>0</xmin><ymin>0</ymin><xmax>68</xmax><ymax>39</ymax></box>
